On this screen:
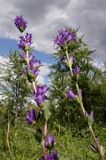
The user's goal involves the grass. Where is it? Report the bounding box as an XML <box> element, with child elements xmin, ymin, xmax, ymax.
<box><xmin>0</xmin><ymin>121</ymin><xmax>106</xmax><ymax>160</ymax></box>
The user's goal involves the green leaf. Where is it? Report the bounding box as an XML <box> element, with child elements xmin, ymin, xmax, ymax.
<box><xmin>44</xmin><ymin>102</ymin><xmax>51</xmax><ymax>121</ymax></box>
<box><xmin>24</xmin><ymin>127</ymin><xmax>34</xmax><ymax>133</ymax></box>
<box><xmin>33</xmin><ymin>128</ymin><xmax>42</xmax><ymax>143</ymax></box>
<box><xmin>27</xmin><ymin>70</ymin><xmax>35</xmax><ymax>83</ymax></box>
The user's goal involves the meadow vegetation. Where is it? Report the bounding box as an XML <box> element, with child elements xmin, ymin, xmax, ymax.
<box><xmin>0</xmin><ymin>16</ymin><xmax>106</xmax><ymax>160</ymax></box>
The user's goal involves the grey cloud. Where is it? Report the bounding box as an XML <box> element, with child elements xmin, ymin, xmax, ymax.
<box><xmin>0</xmin><ymin>0</ymin><xmax>106</xmax><ymax>62</ymax></box>
<box><xmin>13</xmin><ymin>0</ymin><xmax>70</xmax><ymax>23</ymax></box>
<box><xmin>44</xmin><ymin>18</ymin><xmax>69</xmax><ymax>40</ymax></box>
<box><xmin>66</xmin><ymin>0</ymin><xmax>106</xmax><ymax>62</ymax></box>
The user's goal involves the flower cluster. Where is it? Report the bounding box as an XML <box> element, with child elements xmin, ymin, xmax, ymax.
<box><xmin>39</xmin><ymin>134</ymin><xmax>57</xmax><ymax>160</ymax></box>
<box><xmin>55</xmin><ymin>27</ymin><xmax>104</xmax><ymax>159</ymax></box>
<box><xmin>54</xmin><ymin>28</ymin><xmax>76</xmax><ymax>46</ymax></box>
<box><xmin>14</xmin><ymin>16</ymin><xmax>58</xmax><ymax>160</ymax></box>
<box><xmin>29</xmin><ymin>56</ymin><xmax>41</xmax><ymax>75</ymax></box>
<box><xmin>33</xmin><ymin>85</ymin><xmax>49</xmax><ymax>106</ymax></box>
<box><xmin>21</xmin><ymin>54</ymin><xmax>41</xmax><ymax>77</ymax></box>
<box><xmin>39</xmin><ymin>135</ymin><xmax>57</xmax><ymax>160</ymax></box>
<box><xmin>18</xmin><ymin>33</ymin><xmax>32</xmax><ymax>51</ymax></box>
<box><xmin>15</xmin><ymin>16</ymin><xmax>41</xmax><ymax>81</ymax></box>
<box><xmin>60</xmin><ymin>55</ymin><xmax>80</xmax><ymax>99</ymax></box>
<box><xmin>14</xmin><ymin>16</ymin><xmax>27</xmax><ymax>32</ymax></box>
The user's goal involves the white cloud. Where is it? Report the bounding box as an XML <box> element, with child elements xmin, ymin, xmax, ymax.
<box><xmin>0</xmin><ymin>0</ymin><xmax>106</xmax><ymax>62</ymax></box>
<box><xmin>0</xmin><ymin>55</ymin><xmax>8</xmax><ymax>62</ymax></box>
<box><xmin>93</xmin><ymin>60</ymin><xmax>104</xmax><ymax>71</ymax></box>
<box><xmin>37</xmin><ymin>63</ymin><xmax>50</xmax><ymax>84</ymax></box>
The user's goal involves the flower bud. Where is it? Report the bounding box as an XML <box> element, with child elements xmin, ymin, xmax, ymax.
<box><xmin>14</xmin><ymin>16</ymin><xmax>27</xmax><ymax>32</ymax></box>
<box><xmin>73</xmin><ymin>65</ymin><xmax>80</xmax><ymax>74</ymax></box>
<box><xmin>45</xmin><ymin>135</ymin><xmax>55</xmax><ymax>150</ymax></box>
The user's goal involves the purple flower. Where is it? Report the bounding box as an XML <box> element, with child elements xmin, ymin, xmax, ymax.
<box><xmin>66</xmin><ymin>89</ymin><xmax>77</xmax><ymax>99</ymax></box>
<box><xmin>18</xmin><ymin>33</ymin><xmax>32</xmax><ymax>51</ymax></box>
<box><xmin>69</xmin><ymin>55</ymin><xmax>74</xmax><ymax>64</ymax></box>
<box><xmin>30</xmin><ymin>68</ymin><xmax>40</xmax><ymax>76</ymax></box>
<box><xmin>61</xmin><ymin>55</ymin><xmax>74</xmax><ymax>65</ymax></box>
<box><xmin>54</xmin><ymin>29</ymin><xmax>76</xmax><ymax>46</ymax></box>
<box><xmin>20</xmin><ymin>53</ymin><xmax>41</xmax><ymax>76</ymax></box>
<box><xmin>39</xmin><ymin>150</ymin><xmax>58</xmax><ymax>160</ymax></box>
<box><xmin>22</xmin><ymin>69</ymin><xmax>27</xmax><ymax>74</ymax></box>
<box><xmin>36</xmin><ymin>85</ymin><xmax>48</xmax><ymax>94</ymax></box>
<box><xmin>73</xmin><ymin>65</ymin><xmax>80</xmax><ymax>74</ymax></box>
<box><xmin>28</xmin><ymin>56</ymin><xmax>41</xmax><ymax>76</ymax></box>
<box><xmin>20</xmin><ymin>52</ymin><xmax>33</xmax><ymax>60</ymax></box>
<box><xmin>34</xmin><ymin>93</ymin><xmax>45</xmax><ymax>106</ymax></box>
<box><xmin>45</xmin><ymin>135</ymin><xmax>55</xmax><ymax>150</ymax></box>
<box><xmin>33</xmin><ymin>85</ymin><xmax>49</xmax><ymax>106</ymax></box>
<box><xmin>25</xmin><ymin>109</ymin><xmax>36</xmax><ymax>124</ymax></box>
<box><xmin>39</xmin><ymin>154</ymin><xmax>50</xmax><ymax>160</ymax></box>
<box><xmin>20</xmin><ymin>54</ymin><xmax>41</xmax><ymax>76</ymax></box>
<box><xmin>29</xmin><ymin>57</ymin><xmax>41</xmax><ymax>68</ymax></box>
<box><xmin>14</xmin><ymin>16</ymin><xmax>27</xmax><ymax>32</ymax></box>
<box><xmin>51</xmin><ymin>150</ymin><xmax>58</xmax><ymax>160</ymax></box>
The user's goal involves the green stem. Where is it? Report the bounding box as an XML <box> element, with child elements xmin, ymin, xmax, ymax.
<box><xmin>65</xmin><ymin>46</ymin><xmax>104</xmax><ymax>160</ymax></box>
<box><xmin>89</xmin><ymin>125</ymin><xmax>104</xmax><ymax>160</ymax></box>
<box><xmin>42</xmin><ymin>121</ymin><xmax>48</xmax><ymax>160</ymax></box>
<box><xmin>76</xmin><ymin>83</ymin><xmax>85</xmax><ymax>116</ymax></box>
<box><xmin>76</xmin><ymin>82</ymin><xmax>104</xmax><ymax>160</ymax></box>
<box><xmin>65</xmin><ymin>46</ymin><xmax>73</xmax><ymax>76</ymax></box>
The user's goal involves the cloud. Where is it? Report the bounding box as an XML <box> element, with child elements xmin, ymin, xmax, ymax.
<box><xmin>14</xmin><ymin>0</ymin><xmax>70</xmax><ymax>23</ymax></box>
<box><xmin>37</xmin><ymin>63</ymin><xmax>50</xmax><ymax>84</ymax></box>
<box><xmin>0</xmin><ymin>0</ymin><xmax>106</xmax><ymax>62</ymax></box>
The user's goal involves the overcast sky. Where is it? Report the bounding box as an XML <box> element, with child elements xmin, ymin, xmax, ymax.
<box><xmin>0</xmin><ymin>0</ymin><xmax>106</xmax><ymax>83</ymax></box>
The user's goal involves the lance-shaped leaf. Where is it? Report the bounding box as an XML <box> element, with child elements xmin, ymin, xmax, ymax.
<box><xmin>44</xmin><ymin>102</ymin><xmax>51</xmax><ymax>121</ymax></box>
<box><xmin>27</xmin><ymin>70</ymin><xmax>36</xmax><ymax>83</ymax></box>
<box><xmin>33</xmin><ymin>127</ymin><xmax>42</xmax><ymax>143</ymax></box>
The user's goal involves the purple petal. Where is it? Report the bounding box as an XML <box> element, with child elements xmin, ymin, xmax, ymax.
<box><xmin>67</xmin><ymin>89</ymin><xmax>76</xmax><ymax>99</ymax></box>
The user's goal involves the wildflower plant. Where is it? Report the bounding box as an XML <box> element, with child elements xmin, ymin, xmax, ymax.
<box><xmin>14</xmin><ymin>16</ymin><xmax>58</xmax><ymax>160</ymax></box>
<box><xmin>14</xmin><ymin>15</ymin><xmax>104</xmax><ymax>159</ymax></box>
<box><xmin>54</xmin><ymin>28</ymin><xmax>104</xmax><ymax>160</ymax></box>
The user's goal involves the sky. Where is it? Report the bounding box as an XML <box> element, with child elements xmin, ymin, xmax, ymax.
<box><xmin>0</xmin><ymin>0</ymin><xmax>106</xmax><ymax>82</ymax></box>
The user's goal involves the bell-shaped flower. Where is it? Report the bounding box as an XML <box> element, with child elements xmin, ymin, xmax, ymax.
<box><xmin>45</xmin><ymin>134</ymin><xmax>56</xmax><ymax>150</ymax></box>
<box><xmin>66</xmin><ymin>89</ymin><xmax>77</xmax><ymax>99</ymax></box>
<box><xmin>25</xmin><ymin>109</ymin><xmax>36</xmax><ymax>124</ymax></box>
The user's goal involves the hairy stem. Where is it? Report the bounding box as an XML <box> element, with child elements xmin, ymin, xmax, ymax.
<box><xmin>65</xmin><ymin>47</ymin><xmax>104</xmax><ymax>160</ymax></box>
<box><xmin>76</xmin><ymin>77</ymin><xmax>104</xmax><ymax>160</ymax></box>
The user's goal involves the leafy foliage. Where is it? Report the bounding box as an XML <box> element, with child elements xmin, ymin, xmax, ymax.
<box><xmin>49</xmin><ymin>28</ymin><xmax>106</xmax><ymax>127</ymax></box>
<box><xmin>0</xmin><ymin>51</ymin><xmax>31</xmax><ymax>124</ymax></box>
